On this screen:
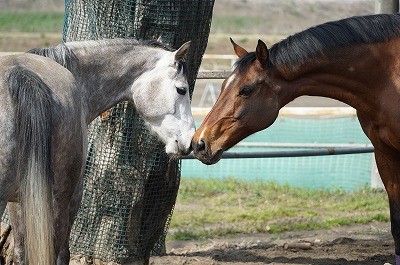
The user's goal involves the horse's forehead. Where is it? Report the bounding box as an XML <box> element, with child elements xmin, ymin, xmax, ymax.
<box><xmin>224</xmin><ymin>73</ymin><xmax>237</xmax><ymax>88</ymax></box>
<box><xmin>243</xmin><ymin>63</ymin><xmax>268</xmax><ymax>83</ymax></box>
<box><xmin>225</xmin><ymin>68</ymin><xmax>258</xmax><ymax>88</ymax></box>
<box><xmin>153</xmin><ymin>52</ymin><xmax>188</xmax><ymax>82</ymax></box>
<box><xmin>154</xmin><ymin>50</ymin><xmax>175</xmax><ymax>67</ymax></box>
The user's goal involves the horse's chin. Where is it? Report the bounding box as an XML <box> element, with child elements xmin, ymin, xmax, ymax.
<box><xmin>165</xmin><ymin>140</ymin><xmax>192</xmax><ymax>157</ymax></box>
<box><xmin>144</xmin><ymin>117</ymin><xmax>195</xmax><ymax>156</ymax></box>
<box><xmin>195</xmin><ymin>148</ymin><xmax>224</xmax><ymax>165</ymax></box>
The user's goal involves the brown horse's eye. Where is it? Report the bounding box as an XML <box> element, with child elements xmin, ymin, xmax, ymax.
<box><xmin>239</xmin><ymin>84</ymin><xmax>255</xmax><ymax>97</ymax></box>
<box><xmin>176</xmin><ymin>86</ymin><xmax>187</xmax><ymax>95</ymax></box>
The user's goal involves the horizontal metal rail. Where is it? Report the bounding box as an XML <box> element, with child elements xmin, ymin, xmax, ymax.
<box><xmin>181</xmin><ymin>147</ymin><xmax>374</xmax><ymax>160</ymax></box>
<box><xmin>197</xmin><ymin>70</ymin><xmax>231</xmax><ymax>79</ymax></box>
<box><xmin>192</xmin><ymin>106</ymin><xmax>357</xmax><ymax>116</ymax></box>
<box><xmin>235</xmin><ymin>142</ymin><xmax>372</xmax><ymax>149</ymax></box>
<box><xmin>202</xmin><ymin>54</ymin><xmax>237</xmax><ymax>60</ymax></box>
<box><xmin>0</xmin><ymin>52</ymin><xmax>22</xmax><ymax>56</ymax></box>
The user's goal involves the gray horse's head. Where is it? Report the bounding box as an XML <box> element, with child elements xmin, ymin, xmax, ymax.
<box><xmin>132</xmin><ymin>41</ymin><xmax>195</xmax><ymax>156</ymax></box>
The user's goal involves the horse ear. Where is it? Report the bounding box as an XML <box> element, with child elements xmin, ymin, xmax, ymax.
<box><xmin>230</xmin><ymin>38</ymin><xmax>248</xmax><ymax>58</ymax></box>
<box><xmin>175</xmin><ymin>41</ymin><xmax>191</xmax><ymax>61</ymax></box>
<box><xmin>256</xmin><ymin>39</ymin><xmax>268</xmax><ymax>69</ymax></box>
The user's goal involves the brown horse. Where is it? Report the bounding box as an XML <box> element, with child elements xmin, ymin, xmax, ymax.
<box><xmin>192</xmin><ymin>13</ymin><xmax>400</xmax><ymax>264</ymax></box>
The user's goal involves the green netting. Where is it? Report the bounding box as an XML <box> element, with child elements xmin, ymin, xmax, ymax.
<box><xmin>62</xmin><ymin>0</ymin><xmax>215</xmax><ymax>263</ymax></box>
<box><xmin>183</xmin><ymin>117</ymin><xmax>373</xmax><ymax>191</ymax></box>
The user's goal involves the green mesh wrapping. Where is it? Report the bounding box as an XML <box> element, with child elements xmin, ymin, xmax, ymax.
<box><xmin>63</xmin><ymin>0</ymin><xmax>215</xmax><ymax>263</ymax></box>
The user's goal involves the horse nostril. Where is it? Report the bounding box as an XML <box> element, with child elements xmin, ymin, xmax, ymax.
<box><xmin>197</xmin><ymin>139</ymin><xmax>206</xmax><ymax>152</ymax></box>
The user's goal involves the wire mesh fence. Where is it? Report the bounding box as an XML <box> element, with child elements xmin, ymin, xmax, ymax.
<box><xmin>182</xmin><ymin>114</ymin><xmax>376</xmax><ymax>192</ymax></box>
<box><xmin>62</xmin><ymin>0</ymin><xmax>215</xmax><ymax>263</ymax></box>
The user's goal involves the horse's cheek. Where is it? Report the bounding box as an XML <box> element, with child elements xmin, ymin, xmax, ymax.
<box><xmin>133</xmin><ymin>90</ymin><xmax>152</xmax><ymax>118</ymax></box>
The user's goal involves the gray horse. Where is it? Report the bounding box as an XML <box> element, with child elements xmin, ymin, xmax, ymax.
<box><xmin>0</xmin><ymin>39</ymin><xmax>194</xmax><ymax>265</ymax></box>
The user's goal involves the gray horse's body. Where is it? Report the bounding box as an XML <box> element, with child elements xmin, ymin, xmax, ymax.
<box><xmin>0</xmin><ymin>53</ymin><xmax>81</xmax><ymax>205</ymax></box>
<box><xmin>0</xmin><ymin>53</ymin><xmax>84</xmax><ymax>264</ymax></box>
<box><xmin>0</xmin><ymin>39</ymin><xmax>194</xmax><ymax>265</ymax></box>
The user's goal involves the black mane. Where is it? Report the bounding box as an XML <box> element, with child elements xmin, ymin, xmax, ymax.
<box><xmin>28</xmin><ymin>44</ymin><xmax>76</xmax><ymax>71</ymax></box>
<box><xmin>142</xmin><ymin>39</ymin><xmax>175</xmax><ymax>52</ymax></box>
<box><xmin>28</xmin><ymin>38</ymin><xmax>189</xmax><ymax>78</ymax></box>
<box><xmin>142</xmin><ymin>39</ymin><xmax>189</xmax><ymax>77</ymax></box>
<box><xmin>235</xmin><ymin>13</ymin><xmax>400</xmax><ymax>72</ymax></box>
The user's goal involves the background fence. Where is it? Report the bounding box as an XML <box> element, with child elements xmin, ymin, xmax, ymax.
<box><xmin>182</xmin><ymin>110</ymin><xmax>377</xmax><ymax>191</ymax></box>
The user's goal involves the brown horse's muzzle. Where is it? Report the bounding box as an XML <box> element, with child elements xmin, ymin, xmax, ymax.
<box><xmin>191</xmin><ymin>138</ymin><xmax>224</xmax><ymax>165</ymax></box>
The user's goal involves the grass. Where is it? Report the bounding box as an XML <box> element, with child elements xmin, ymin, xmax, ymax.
<box><xmin>168</xmin><ymin>178</ymin><xmax>390</xmax><ymax>241</ymax></box>
<box><xmin>0</xmin><ymin>12</ymin><xmax>64</xmax><ymax>32</ymax></box>
<box><xmin>211</xmin><ymin>16</ymin><xmax>264</xmax><ymax>34</ymax></box>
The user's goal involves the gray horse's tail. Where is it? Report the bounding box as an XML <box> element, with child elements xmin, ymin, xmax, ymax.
<box><xmin>8</xmin><ymin>67</ymin><xmax>55</xmax><ymax>265</ymax></box>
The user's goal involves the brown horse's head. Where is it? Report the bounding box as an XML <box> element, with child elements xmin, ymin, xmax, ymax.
<box><xmin>192</xmin><ymin>39</ymin><xmax>281</xmax><ymax>164</ymax></box>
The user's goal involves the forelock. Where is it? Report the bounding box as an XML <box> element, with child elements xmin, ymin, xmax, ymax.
<box><xmin>233</xmin><ymin>52</ymin><xmax>257</xmax><ymax>74</ymax></box>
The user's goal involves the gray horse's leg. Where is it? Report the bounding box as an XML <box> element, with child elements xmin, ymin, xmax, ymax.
<box><xmin>0</xmin><ymin>202</ymin><xmax>6</xmax><ymax>223</ymax></box>
<box><xmin>56</xmin><ymin>177</ymin><xmax>83</xmax><ymax>265</ymax></box>
<box><xmin>0</xmin><ymin>201</ymin><xmax>7</xmax><ymax>237</ymax></box>
<box><xmin>54</xmin><ymin>200</ymin><xmax>71</xmax><ymax>265</ymax></box>
<box><xmin>0</xmin><ymin>175</ymin><xmax>19</xmax><ymax>263</ymax></box>
<box><xmin>0</xmin><ymin>201</ymin><xmax>9</xmax><ymax>264</ymax></box>
<box><xmin>53</xmin><ymin>191</ymin><xmax>76</xmax><ymax>265</ymax></box>
<box><xmin>7</xmin><ymin>202</ymin><xmax>24</xmax><ymax>265</ymax></box>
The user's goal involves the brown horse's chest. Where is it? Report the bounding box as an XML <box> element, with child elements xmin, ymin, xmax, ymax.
<box><xmin>358</xmin><ymin>115</ymin><xmax>400</xmax><ymax>154</ymax></box>
<box><xmin>377</xmin><ymin>126</ymin><xmax>400</xmax><ymax>151</ymax></box>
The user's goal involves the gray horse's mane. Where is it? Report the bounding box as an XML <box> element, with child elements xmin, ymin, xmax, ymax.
<box><xmin>28</xmin><ymin>39</ymin><xmax>173</xmax><ymax>71</ymax></box>
<box><xmin>28</xmin><ymin>43</ymin><xmax>76</xmax><ymax>71</ymax></box>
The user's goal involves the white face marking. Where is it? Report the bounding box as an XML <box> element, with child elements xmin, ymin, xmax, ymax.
<box><xmin>348</xmin><ymin>66</ymin><xmax>355</xmax><ymax>72</ymax></box>
<box><xmin>131</xmin><ymin>49</ymin><xmax>195</xmax><ymax>155</ymax></box>
<box><xmin>199</xmin><ymin>128</ymin><xmax>206</xmax><ymax>142</ymax></box>
<box><xmin>224</xmin><ymin>73</ymin><xmax>236</xmax><ymax>89</ymax></box>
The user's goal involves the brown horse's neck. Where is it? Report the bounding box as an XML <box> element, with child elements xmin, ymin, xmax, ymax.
<box><xmin>276</xmin><ymin>40</ymin><xmax>400</xmax><ymax>119</ymax></box>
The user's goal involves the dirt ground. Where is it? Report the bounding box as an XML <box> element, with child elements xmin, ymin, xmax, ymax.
<box><xmin>150</xmin><ymin>222</ymin><xmax>394</xmax><ymax>265</ymax></box>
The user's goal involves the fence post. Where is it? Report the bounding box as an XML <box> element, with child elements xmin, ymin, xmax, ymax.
<box><xmin>375</xmin><ymin>0</ymin><xmax>399</xmax><ymax>13</ymax></box>
<box><xmin>370</xmin><ymin>155</ymin><xmax>385</xmax><ymax>189</ymax></box>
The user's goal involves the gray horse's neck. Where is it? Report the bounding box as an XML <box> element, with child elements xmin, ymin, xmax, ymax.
<box><xmin>31</xmin><ymin>39</ymin><xmax>163</xmax><ymax>124</ymax></box>
<box><xmin>67</xmin><ymin>39</ymin><xmax>164</xmax><ymax>123</ymax></box>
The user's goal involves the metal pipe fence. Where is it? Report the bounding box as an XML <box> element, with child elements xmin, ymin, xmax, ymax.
<box><xmin>182</xmin><ymin>147</ymin><xmax>375</xmax><ymax>160</ymax></box>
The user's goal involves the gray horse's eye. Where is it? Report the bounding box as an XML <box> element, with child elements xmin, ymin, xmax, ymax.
<box><xmin>176</xmin><ymin>86</ymin><xmax>187</xmax><ymax>96</ymax></box>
